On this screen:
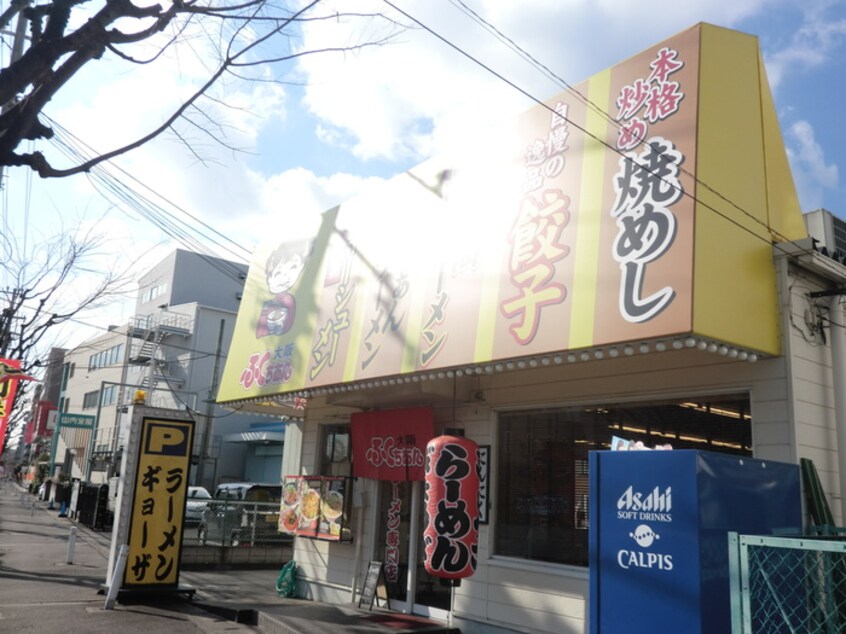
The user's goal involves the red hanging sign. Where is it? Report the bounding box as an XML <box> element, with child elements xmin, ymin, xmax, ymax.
<box><xmin>423</xmin><ymin>435</ymin><xmax>480</xmax><ymax>580</ymax></box>
<box><xmin>0</xmin><ymin>358</ymin><xmax>32</xmax><ymax>457</ymax></box>
<box><xmin>351</xmin><ymin>407</ymin><xmax>434</xmax><ymax>481</ymax></box>
<box><xmin>384</xmin><ymin>481</ymin><xmax>402</xmax><ymax>584</ymax></box>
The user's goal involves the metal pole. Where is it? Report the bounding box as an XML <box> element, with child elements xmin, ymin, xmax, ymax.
<box><xmin>196</xmin><ymin>319</ymin><xmax>224</xmax><ymax>488</ymax></box>
<box><xmin>406</xmin><ymin>480</ymin><xmax>421</xmax><ymax>612</ymax></box>
<box><xmin>108</xmin><ymin>325</ymin><xmax>134</xmax><ymax>475</ymax></box>
<box><xmin>104</xmin><ymin>544</ymin><xmax>128</xmax><ymax>610</ymax></box>
<box><xmin>349</xmin><ymin>484</ymin><xmax>368</xmax><ymax>603</ymax></box>
<box><xmin>85</xmin><ymin>381</ymin><xmax>107</xmax><ymax>482</ymax></box>
<box><xmin>828</xmin><ymin>295</ymin><xmax>846</xmax><ymax>523</ymax></box>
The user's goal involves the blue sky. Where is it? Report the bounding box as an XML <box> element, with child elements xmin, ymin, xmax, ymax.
<box><xmin>1</xmin><ymin>0</ymin><xmax>845</xmax><ymax>346</ymax></box>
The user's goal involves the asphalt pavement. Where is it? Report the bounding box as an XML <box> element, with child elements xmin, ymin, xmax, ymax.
<box><xmin>0</xmin><ymin>479</ymin><xmax>456</xmax><ymax>634</ymax></box>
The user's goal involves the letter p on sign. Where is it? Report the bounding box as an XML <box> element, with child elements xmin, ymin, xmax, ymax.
<box><xmin>144</xmin><ymin>422</ymin><xmax>190</xmax><ymax>456</ymax></box>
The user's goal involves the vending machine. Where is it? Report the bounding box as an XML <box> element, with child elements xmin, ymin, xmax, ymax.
<box><xmin>588</xmin><ymin>449</ymin><xmax>801</xmax><ymax>634</ymax></box>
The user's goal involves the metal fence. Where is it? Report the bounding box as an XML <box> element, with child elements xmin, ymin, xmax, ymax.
<box><xmin>729</xmin><ymin>532</ymin><xmax>846</xmax><ymax>633</ymax></box>
<box><xmin>184</xmin><ymin>499</ymin><xmax>292</xmax><ymax>548</ymax></box>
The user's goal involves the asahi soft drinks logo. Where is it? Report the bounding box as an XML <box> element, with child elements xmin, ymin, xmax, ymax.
<box><xmin>615</xmin><ymin>485</ymin><xmax>674</xmax><ymax>572</ymax></box>
<box><xmin>616</xmin><ymin>485</ymin><xmax>672</xmax><ymax>521</ymax></box>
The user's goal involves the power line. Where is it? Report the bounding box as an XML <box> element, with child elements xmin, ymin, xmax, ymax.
<box><xmin>383</xmin><ymin>0</ymin><xmax>818</xmax><ymax>266</ymax></box>
<box><xmin>42</xmin><ymin>116</ymin><xmax>252</xmax><ymax>283</ymax></box>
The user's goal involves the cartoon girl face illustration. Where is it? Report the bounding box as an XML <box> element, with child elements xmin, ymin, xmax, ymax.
<box><xmin>256</xmin><ymin>241</ymin><xmax>311</xmax><ymax>339</ymax></box>
<box><xmin>267</xmin><ymin>254</ymin><xmax>306</xmax><ymax>295</ymax></box>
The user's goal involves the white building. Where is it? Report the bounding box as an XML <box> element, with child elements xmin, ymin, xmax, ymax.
<box><xmin>53</xmin><ymin>249</ymin><xmax>286</xmax><ymax>488</ymax></box>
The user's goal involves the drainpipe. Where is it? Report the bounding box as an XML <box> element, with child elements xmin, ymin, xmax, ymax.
<box><xmin>828</xmin><ymin>295</ymin><xmax>846</xmax><ymax>523</ymax></box>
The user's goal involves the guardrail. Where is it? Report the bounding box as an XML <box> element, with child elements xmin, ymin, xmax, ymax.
<box><xmin>180</xmin><ymin>499</ymin><xmax>292</xmax><ymax>567</ymax></box>
<box><xmin>188</xmin><ymin>499</ymin><xmax>292</xmax><ymax>548</ymax></box>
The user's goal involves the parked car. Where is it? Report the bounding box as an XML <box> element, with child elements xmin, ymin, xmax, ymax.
<box><xmin>184</xmin><ymin>486</ymin><xmax>211</xmax><ymax>526</ymax></box>
<box><xmin>198</xmin><ymin>483</ymin><xmax>289</xmax><ymax>546</ymax></box>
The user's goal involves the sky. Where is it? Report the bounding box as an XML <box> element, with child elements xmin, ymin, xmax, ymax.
<box><xmin>1</xmin><ymin>0</ymin><xmax>845</xmax><ymax>351</ymax></box>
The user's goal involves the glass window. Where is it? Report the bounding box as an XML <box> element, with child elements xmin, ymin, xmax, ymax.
<box><xmin>88</xmin><ymin>345</ymin><xmax>122</xmax><ymax>370</ymax></box>
<box><xmin>82</xmin><ymin>390</ymin><xmax>100</xmax><ymax>410</ymax></box>
<box><xmin>101</xmin><ymin>385</ymin><xmax>116</xmax><ymax>406</ymax></box>
<box><xmin>495</xmin><ymin>394</ymin><xmax>751</xmax><ymax>567</ymax></box>
<box><xmin>320</xmin><ymin>424</ymin><xmax>351</xmax><ymax>476</ymax></box>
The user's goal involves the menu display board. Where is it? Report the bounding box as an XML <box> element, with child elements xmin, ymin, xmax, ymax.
<box><xmin>299</xmin><ymin>477</ymin><xmax>323</xmax><ymax>536</ymax></box>
<box><xmin>279</xmin><ymin>475</ymin><xmax>350</xmax><ymax>541</ymax></box>
<box><xmin>279</xmin><ymin>478</ymin><xmax>301</xmax><ymax>535</ymax></box>
<box><xmin>318</xmin><ymin>477</ymin><xmax>346</xmax><ymax>541</ymax></box>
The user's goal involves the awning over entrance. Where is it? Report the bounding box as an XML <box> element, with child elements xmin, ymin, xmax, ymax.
<box><xmin>223</xmin><ymin>430</ymin><xmax>285</xmax><ymax>445</ymax></box>
<box><xmin>219</xmin><ymin>395</ymin><xmax>306</xmax><ymax>419</ymax></box>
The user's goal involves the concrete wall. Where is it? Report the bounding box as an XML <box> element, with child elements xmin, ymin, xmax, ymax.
<box><xmin>777</xmin><ymin>253</ymin><xmax>844</xmax><ymax>523</ymax></box>
<box><xmin>136</xmin><ymin>249</ymin><xmax>246</xmax><ymax>315</ymax></box>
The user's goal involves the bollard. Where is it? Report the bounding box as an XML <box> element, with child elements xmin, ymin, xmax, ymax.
<box><xmin>30</xmin><ymin>500</ymin><xmax>35</xmax><ymax>516</ymax></box>
<box><xmin>66</xmin><ymin>526</ymin><xmax>77</xmax><ymax>565</ymax></box>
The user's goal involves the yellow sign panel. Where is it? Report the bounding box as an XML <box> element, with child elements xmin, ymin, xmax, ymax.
<box><xmin>124</xmin><ymin>417</ymin><xmax>195</xmax><ymax>587</ymax></box>
<box><xmin>217</xmin><ymin>23</ymin><xmax>807</xmax><ymax>404</ymax></box>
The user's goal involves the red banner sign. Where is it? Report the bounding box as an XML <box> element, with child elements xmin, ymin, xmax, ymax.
<box><xmin>0</xmin><ymin>358</ymin><xmax>31</xmax><ymax>456</ymax></box>
<box><xmin>351</xmin><ymin>407</ymin><xmax>434</xmax><ymax>481</ymax></box>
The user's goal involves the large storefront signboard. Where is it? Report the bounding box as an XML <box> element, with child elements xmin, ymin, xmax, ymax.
<box><xmin>123</xmin><ymin>416</ymin><xmax>195</xmax><ymax>588</ymax></box>
<box><xmin>217</xmin><ymin>23</ymin><xmax>807</xmax><ymax>404</ymax></box>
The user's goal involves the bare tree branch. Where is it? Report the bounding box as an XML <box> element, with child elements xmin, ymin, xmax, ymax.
<box><xmin>0</xmin><ymin>0</ymin><xmax>403</xmax><ymax>177</ymax></box>
<box><xmin>0</xmin><ymin>223</ymin><xmax>139</xmax><ymax>450</ymax></box>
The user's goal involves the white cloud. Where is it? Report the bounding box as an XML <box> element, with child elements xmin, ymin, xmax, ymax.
<box><xmin>786</xmin><ymin>120</ymin><xmax>839</xmax><ymax>210</ymax></box>
<box><xmin>255</xmin><ymin>167</ymin><xmax>386</xmax><ymax>229</ymax></box>
<box><xmin>294</xmin><ymin>0</ymin><xmax>786</xmax><ymax>165</ymax></box>
<box><xmin>764</xmin><ymin>3</ymin><xmax>846</xmax><ymax>88</ymax></box>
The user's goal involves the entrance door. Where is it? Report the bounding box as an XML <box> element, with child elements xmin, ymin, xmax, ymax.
<box><xmin>377</xmin><ymin>480</ymin><xmax>451</xmax><ymax>618</ymax></box>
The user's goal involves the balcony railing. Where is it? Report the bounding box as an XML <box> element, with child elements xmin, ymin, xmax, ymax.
<box><xmin>129</xmin><ymin>310</ymin><xmax>193</xmax><ymax>337</ymax></box>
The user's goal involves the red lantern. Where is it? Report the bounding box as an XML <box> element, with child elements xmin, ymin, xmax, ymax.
<box><xmin>423</xmin><ymin>435</ymin><xmax>480</xmax><ymax>580</ymax></box>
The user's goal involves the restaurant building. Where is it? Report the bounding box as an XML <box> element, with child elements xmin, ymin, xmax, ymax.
<box><xmin>216</xmin><ymin>24</ymin><xmax>844</xmax><ymax>633</ymax></box>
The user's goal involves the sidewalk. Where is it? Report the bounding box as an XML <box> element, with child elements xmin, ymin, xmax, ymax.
<box><xmin>0</xmin><ymin>481</ymin><xmax>457</xmax><ymax>634</ymax></box>
<box><xmin>0</xmin><ymin>478</ymin><xmax>251</xmax><ymax>633</ymax></box>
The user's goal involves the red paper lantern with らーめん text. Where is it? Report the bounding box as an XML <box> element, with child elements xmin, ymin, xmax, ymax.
<box><xmin>423</xmin><ymin>435</ymin><xmax>480</xmax><ymax>580</ymax></box>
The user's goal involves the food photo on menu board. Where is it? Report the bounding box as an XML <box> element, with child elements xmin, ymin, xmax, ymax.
<box><xmin>297</xmin><ymin>478</ymin><xmax>323</xmax><ymax>536</ymax></box>
<box><xmin>279</xmin><ymin>478</ymin><xmax>301</xmax><ymax>535</ymax></box>
<box><xmin>317</xmin><ymin>478</ymin><xmax>346</xmax><ymax>541</ymax></box>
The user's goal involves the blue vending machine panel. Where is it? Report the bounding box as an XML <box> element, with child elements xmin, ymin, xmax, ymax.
<box><xmin>588</xmin><ymin>450</ymin><xmax>801</xmax><ymax>634</ymax></box>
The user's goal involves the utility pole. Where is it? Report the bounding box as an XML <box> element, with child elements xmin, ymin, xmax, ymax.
<box><xmin>196</xmin><ymin>319</ymin><xmax>224</xmax><ymax>488</ymax></box>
